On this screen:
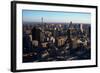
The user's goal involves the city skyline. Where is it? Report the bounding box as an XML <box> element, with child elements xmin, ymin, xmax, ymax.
<box><xmin>22</xmin><ymin>10</ymin><xmax>91</xmax><ymax>24</ymax></box>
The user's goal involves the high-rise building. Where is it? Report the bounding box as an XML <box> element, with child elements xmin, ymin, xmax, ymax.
<box><xmin>68</xmin><ymin>21</ymin><xmax>73</xmax><ymax>29</ymax></box>
<box><xmin>32</xmin><ymin>27</ymin><xmax>40</xmax><ymax>41</ymax></box>
<box><xmin>56</xmin><ymin>37</ymin><xmax>65</xmax><ymax>46</ymax></box>
<box><xmin>80</xmin><ymin>24</ymin><xmax>83</xmax><ymax>33</ymax></box>
<box><xmin>32</xmin><ymin>27</ymin><xmax>45</xmax><ymax>43</ymax></box>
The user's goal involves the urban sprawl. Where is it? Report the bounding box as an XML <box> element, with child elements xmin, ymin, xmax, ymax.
<box><xmin>23</xmin><ymin>19</ymin><xmax>91</xmax><ymax>63</ymax></box>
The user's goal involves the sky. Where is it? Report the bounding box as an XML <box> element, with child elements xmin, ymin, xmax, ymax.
<box><xmin>22</xmin><ymin>10</ymin><xmax>91</xmax><ymax>24</ymax></box>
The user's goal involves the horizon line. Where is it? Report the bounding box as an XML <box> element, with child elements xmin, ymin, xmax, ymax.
<box><xmin>23</xmin><ymin>21</ymin><xmax>91</xmax><ymax>24</ymax></box>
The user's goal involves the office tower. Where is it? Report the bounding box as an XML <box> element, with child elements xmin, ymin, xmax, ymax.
<box><xmin>56</xmin><ymin>37</ymin><xmax>65</xmax><ymax>46</ymax></box>
<box><xmin>32</xmin><ymin>26</ymin><xmax>45</xmax><ymax>43</ymax></box>
<box><xmin>41</xmin><ymin>17</ymin><xmax>43</xmax><ymax>25</ymax></box>
<box><xmin>32</xmin><ymin>27</ymin><xmax>41</xmax><ymax>41</ymax></box>
<box><xmin>68</xmin><ymin>21</ymin><xmax>73</xmax><ymax>29</ymax></box>
<box><xmin>80</xmin><ymin>24</ymin><xmax>83</xmax><ymax>33</ymax></box>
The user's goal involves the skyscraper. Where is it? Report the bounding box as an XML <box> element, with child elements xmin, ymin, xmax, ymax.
<box><xmin>80</xmin><ymin>24</ymin><xmax>83</xmax><ymax>33</ymax></box>
<box><xmin>32</xmin><ymin>27</ymin><xmax>41</xmax><ymax>41</ymax></box>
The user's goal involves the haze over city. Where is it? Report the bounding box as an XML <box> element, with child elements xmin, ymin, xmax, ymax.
<box><xmin>22</xmin><ymin>10</ymin><xmax>91</xmax><ymax>24</ymax></box>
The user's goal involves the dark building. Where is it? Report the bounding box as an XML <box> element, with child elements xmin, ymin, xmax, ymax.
<box><xmin>23</xmin><ymin>32</ymin><xmax>32</xmax><ymax>53</ymax></box>
<box><xmin>32</xmin><ymin>27</ymin><xmax>41</xmax><ymax>41</ymax></box>
<box><xmin>32</xmin><ymin>27</ymin><xmax>45</xmax><ymax>42</ymax></box>
<box><xmin>68</xmin><ymin>21</ymin><xmax>73</xmax><ymax>29</ymax></box>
